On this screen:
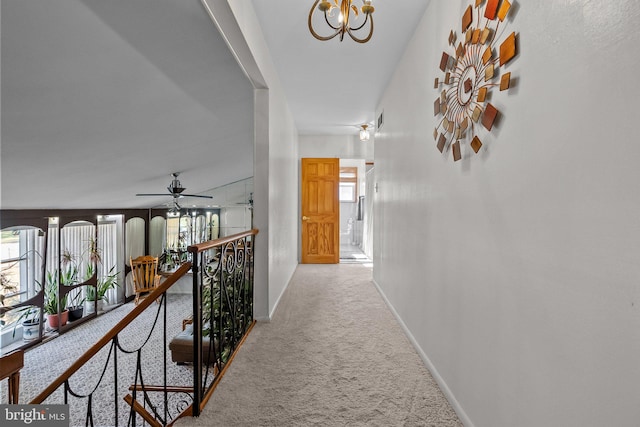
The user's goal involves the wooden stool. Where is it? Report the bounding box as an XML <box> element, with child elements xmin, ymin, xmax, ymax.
<box><xmin>0</xmin><ymin>349</ymin><xmax>24</xmax><ymax>404</ymax></box>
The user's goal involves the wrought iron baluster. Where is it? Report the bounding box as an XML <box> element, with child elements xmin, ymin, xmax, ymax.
<box><xmin>86</xmin><ymin>394</ymin><xmax>94</xmax><ymax>427</ymax></box>
<box><xmin>113</xmin><ymin>337</ymin><xmax>118</xmax><ymax>427</ymax></box>
<box><xmin>163</xmin><ymin>291</ymin><xmax>168</xmax><ymax>426</ymax></box>
<box><xmin>191</xmin><ymin>250</ymin><xmax>202</xmax><ymax>417</ymax></box>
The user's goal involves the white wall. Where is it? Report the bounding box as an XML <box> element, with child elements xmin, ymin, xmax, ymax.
<box><xmin>204</xmin><ymin>0</ymin><xmax>299</xmax><ymax>320</ymax></box>
<box><xmin>299</xmin><ymin>134</ymin><xmax>374</xmax><ymax>161</ymax></box>
<box><xmin>374</xmin><ymin>1</ymin><xmax>640</xmax><ymax>427</ymax></box>
<box><xmin>219</xmin><ymin>206</ymin><xmax>252</xmax><ymax>237</ymax></box>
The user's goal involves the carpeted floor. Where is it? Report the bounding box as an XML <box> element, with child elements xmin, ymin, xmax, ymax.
<box><xmin>176</xmin><ymin>263</ymin><xmax>462</xmax><ymax>427</ymax></box>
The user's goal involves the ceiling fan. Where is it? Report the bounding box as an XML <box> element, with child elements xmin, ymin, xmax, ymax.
<box><xmin>136</xmin><ymin>172</ymin><xmax>212</xmax><ymax>209</ymax></box>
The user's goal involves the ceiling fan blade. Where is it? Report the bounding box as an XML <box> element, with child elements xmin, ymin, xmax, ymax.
<box><xmin>136</xmin><ymin>193</ymin><xmax>170</xmax><ymax>197</ymax></box>
<box><xmin>180</xmin><ymin>194</ymin><xmax>213</xmax><ymax>199</ymax></box>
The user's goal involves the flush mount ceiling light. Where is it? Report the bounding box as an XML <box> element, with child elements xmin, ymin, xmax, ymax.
<box><xmin>308</xmin><ymin>0</ymin><xmax>375</xmax><ymax>43</ymax></box>
<box><xmin>359</xmin><ymin>124</ymin><xmax>370</xmax><ymax>141</ymax></box>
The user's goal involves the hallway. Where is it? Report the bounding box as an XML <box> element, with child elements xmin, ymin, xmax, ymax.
<box><xmin>176</xmin><ymin>263</ymin><xmax>461</xmax><ymax>426</ymax></box>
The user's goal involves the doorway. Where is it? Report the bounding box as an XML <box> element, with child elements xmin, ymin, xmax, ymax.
<box><xmin>338</xmin><ymin>159</ymin><xmax>371</xmax><ymax>264</ymax></box>
<box><xmin>300</xmin><ymin>158</ymin><xmax>373</xmax><ymax>265</ymax></box>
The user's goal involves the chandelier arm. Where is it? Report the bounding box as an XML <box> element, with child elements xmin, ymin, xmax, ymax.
<box><xmin>323</xmin><ymin>11</ymin><xmax>342</xmax><ymax>31</ymax></box>
<box><xmin>309</xmin><ymin>0</ymin><xmax>342</xmax><ymax>41</ymax></box>
<box><xmin>313</xmin><ymin>26</ymin><xmax>342</xmax><ymax>41</ymax></box>
<box><xmin>348</xmin><ymin>12</ymin><xmax>370</xmax><ymax>32</ymax></box>
<box><xmin>347</xmin><ymin>16</ymin><xmax>374</xmax><ymax>43</ymax></box>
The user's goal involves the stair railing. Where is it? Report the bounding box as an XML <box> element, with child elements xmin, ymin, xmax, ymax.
<box><xmin>31</xmin><ymin>263</ymin><xmax>192</xmax><ymax>427</ymax></box>
<box><xmin>29</xmin><ymin>228</ymin><xmax>259</xmax><ymax>425</ymax></box>
<box><xmin>188</xmin><ymin>228</ymin><xmax>258</xmax><ymax>416</ymax></box>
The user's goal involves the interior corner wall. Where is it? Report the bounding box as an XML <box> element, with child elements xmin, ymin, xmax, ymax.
<box><xmin>374</xmin><ymin>1</ymin><xmax>640</xmax><ymax>427</ymax></box>
<box><xmin>222</xmin><ymin>0</ymin><xmax>299</xmax><ymax>321</ymax></box>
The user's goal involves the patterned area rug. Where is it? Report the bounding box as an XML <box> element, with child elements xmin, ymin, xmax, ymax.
<box><xmin>176</xmin><ymin>264</ymin><xmax>462</xmax><ymax>427</ymax></box>
<box><xmin>1</xmin><ymin>294</ymin><xmax>194</xmax><ymax>426</ymax></box>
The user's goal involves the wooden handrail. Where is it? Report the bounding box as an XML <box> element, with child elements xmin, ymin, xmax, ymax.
<box><xmin>187</xmin><ymin>229</ymin><xmax>258</xmax><ymax>254</ymax></box>
<box><xmin>124</xmin><ymin>394</ymin><xmax>162</xmax><ymax>427</ymax></box>
<box><xmin>30</xmin><ymin>262</ymin><xmax>192</xmax><ymax>404</ymax></box>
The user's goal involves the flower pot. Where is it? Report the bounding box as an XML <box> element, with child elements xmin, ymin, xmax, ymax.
<box><xmin>85</xmin><ymin>300</ymin><xmax>96</xmax><ymax>315</ymax></box>
<box><xmin>22</xmin><ymin>319</ymin><xmax>41</xmax><ymax>342</ymax></box>
<box><xmin>68</xmin><ymin>306</ymin><xmax>84</xmax><ymax>322</ymax></box>
<box><xmin>47</xmin><ymin>310</ymin><xmax>69</xmax><ymax>330</ymax></box>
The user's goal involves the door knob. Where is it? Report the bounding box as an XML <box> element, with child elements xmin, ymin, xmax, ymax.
<box><xmin>302</xmin><ymin>216</ymin><xmax>310</xmax><ymax>221</ymax></box>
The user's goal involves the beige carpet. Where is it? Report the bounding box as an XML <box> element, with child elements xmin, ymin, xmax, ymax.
<box><xmin>176</xmin><ymin>263</ymin><xmax>462</xmax><ymax>427</ymax></box>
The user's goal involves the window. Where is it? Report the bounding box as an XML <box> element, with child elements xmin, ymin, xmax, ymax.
<box><xmin>1</xmin><ymin>230</ymin><xmax>22</xmax><ymax>308</ymax></box>
<box><xmin>339</xmin><ymin>167</ymin><xmax>358</xmax><ymax>202</ymax></box>
<box><xmin>0</xmin><ymin>227</ymin><xmax>46</xmax><ymax>328</ymax></box>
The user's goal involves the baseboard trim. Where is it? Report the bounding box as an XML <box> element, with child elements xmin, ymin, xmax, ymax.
<box><xmin>265</xmin><ymin>264</ymin><xmax>297</xmax><ymax>321</ymax></box>
<box><xmin>254</xmin><ymin>268</ymin><xmax>294</xmax><ymax>323</ymax></box>
<box><xmin>254</xmin><ymin>285</ymin><xmax>286</xmax><ymax>322</ymax></box>
<box><xmin>371</xmin><ymin>278</ymin><xmax>475</xmax><ymax>427</ymax></box>
<box><xmin>268</xmin><ymin>284</ymin><xmax>285</xmax><ymax>321</ymax></box>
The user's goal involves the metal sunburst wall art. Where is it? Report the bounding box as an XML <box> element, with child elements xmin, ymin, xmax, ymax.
<box><xmin>433</xmin><ymin>0</ymin><xmax>518</xmax><ymax>162</ymax></box>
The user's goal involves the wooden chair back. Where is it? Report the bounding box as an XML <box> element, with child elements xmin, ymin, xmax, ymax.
<box><xmin>0</xmin><ymin>349</ymin><xmax>23</xmax><ymax>404</ymax></box>
<box><xmin>130</xmin><ymin>255</ymin><xmax>161</xmax><ymax>305</ymax></box>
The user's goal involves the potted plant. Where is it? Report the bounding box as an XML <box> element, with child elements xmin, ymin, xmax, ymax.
<box><xmin>85</xmin><ymin>285</ymin><xmax>98</xmax><ymax>314</ymax></box>
<box><xmin>67</xmin><ymin>291</ymin><xmax>85</xmax><ymax>322</ymax></box>
<box><xmin>61</xmin><ymin>265</ymin><xmax>86</xmax><ymax>322</ymax></box>
<box><xmin>15</xmin><ymin>306</ymin><xmax>41</xmax><ymax>342</ymax></box>
<box><xmin>43</xmin><ymin>273</ymin><xmax>68</xmax><ymax>330</ymax></box>
<box><xmin>5</xmin><ymin>271</ymin><xmax>43</xmax><ymax>343</ymax></box>
<box><xmin>85</xmin><ymin>266</ymin><xmax>119</xmax><ymax>314</ymax></box>
<box><xmin>61</xmin><ymin>243</ymin><xmax>98</xmax><ymax>317</ymax></box>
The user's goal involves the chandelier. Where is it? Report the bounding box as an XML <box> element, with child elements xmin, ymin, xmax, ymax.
<box><xmin>308</xmin><ymin>0</ymin><xmax>375</xmax><ymax>43</ymax></box>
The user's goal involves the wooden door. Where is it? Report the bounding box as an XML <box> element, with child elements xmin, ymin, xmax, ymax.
<box><xmin>301</xmin><ymin>158</ymin><xmax>340</xmax><ymax>264</ymax></box>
